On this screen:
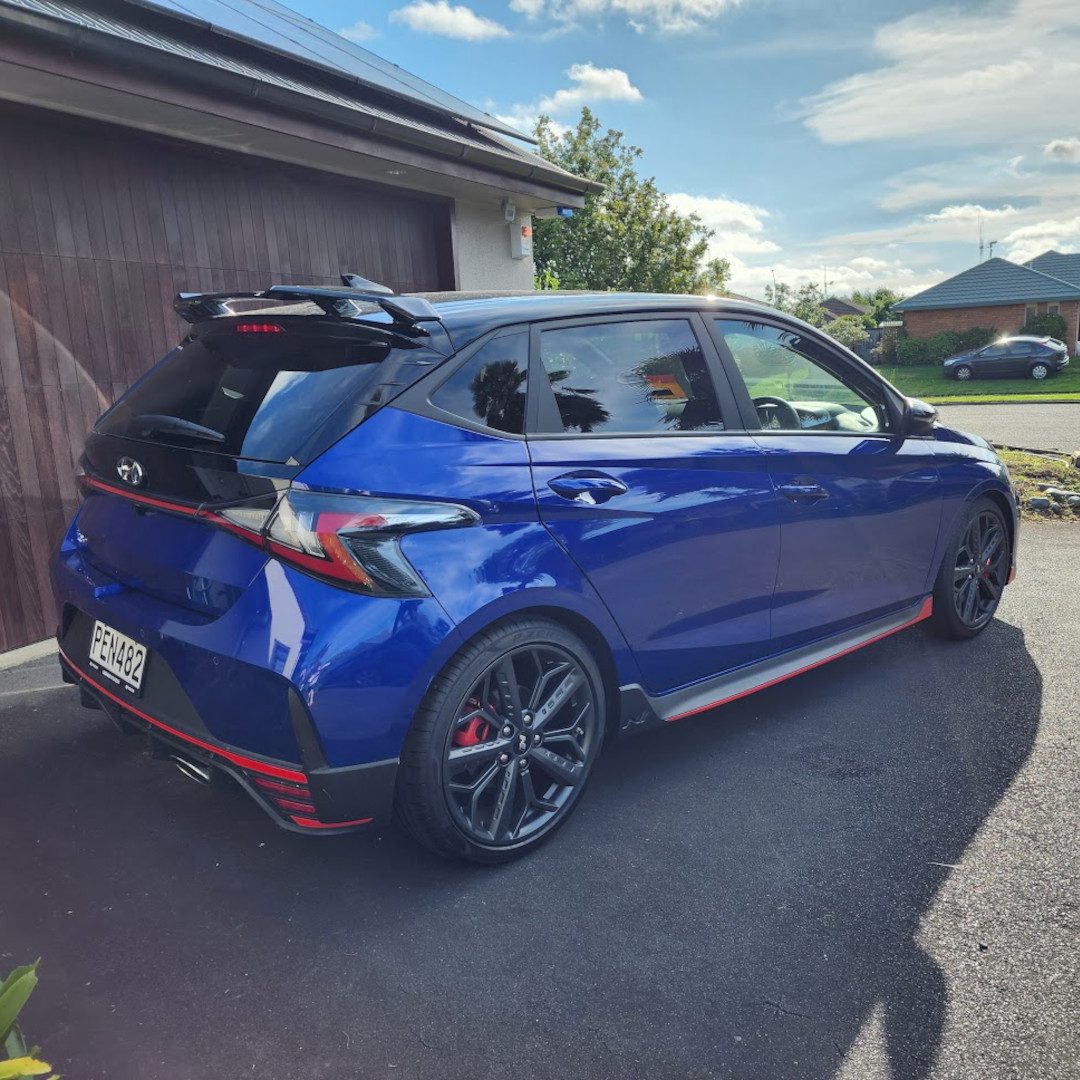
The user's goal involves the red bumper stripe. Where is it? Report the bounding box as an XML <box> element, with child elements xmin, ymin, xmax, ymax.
<box><xmin>668</xmin><ymin>596</ymin><xmax>934</xmax><ymax>724</ymax></box>
<box><xmin>60</xmin><ymin>647</ymin><xmax>308</xmax><ymax>784</ymax></box>
<box><xmin>289</xmin><ymin>814</ymin><xmax>373</xmax><ymax>829</ymax></box>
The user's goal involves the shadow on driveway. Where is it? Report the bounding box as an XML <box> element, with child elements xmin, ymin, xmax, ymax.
<box><xmin>0</xmin><ymin>618</ymin><xmax>1039</xmax><ymax>1079</ymax></box>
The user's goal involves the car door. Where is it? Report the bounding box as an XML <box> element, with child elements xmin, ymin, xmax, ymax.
<box><xmin>707</xmin><ymin>315</ymin><xmax>942</xmax><ymax>652</ymax></box>
<box><xmin>1005</xmin><ymin>341</ymin><xmax>1033</xmax><ymax>376</ymax></box>
<box><xmin>527</xmin><ymin>313</ymin><xmax>780</xmax><ymax>695</ymax></box>
<box><xmin>973</xmin><ymin>343</ymin><xmax>1007</xmax><ymax>377</ymax></box>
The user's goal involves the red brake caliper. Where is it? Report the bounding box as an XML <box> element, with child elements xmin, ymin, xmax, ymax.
<box><xmin>453</xmin><ymin>705</ymin><xmax>492</xmax><ymax>748</ymax></box>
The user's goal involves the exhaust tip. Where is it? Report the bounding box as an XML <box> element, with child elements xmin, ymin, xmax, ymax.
<box><xmin>172</xmin><ymin>755</ymin><xmax>213</xmax><ymax>785</ymax></box>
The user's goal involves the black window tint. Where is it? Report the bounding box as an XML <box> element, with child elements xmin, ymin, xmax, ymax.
<box><xmin>430</xmin><ymin>331</ymin><xmax>528</xmax><ymax>434</ymax></box>
<box><xmin>1007</xmin><ymin>342</ymin><xmax>1032</xmax><ymax>356</ymax></box>
<box><xmin>539</xmin><ymin>320</ymin><xmax>724</xmax><ymax>434</ymax></box>
<box><xmin>96</xmin><ymin>324</ymin><xmax>392</xmax><ymax>463</ymax></box>
<box><xmin>980</xmin><ymin>344</ymin><xmax>1006</xmax><ymax>358</ymax></box>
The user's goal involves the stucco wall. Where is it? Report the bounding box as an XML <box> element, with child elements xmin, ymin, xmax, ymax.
<box><xmin>452</xmin><ymin>199</ymin><xmax>535</xmax><ymax>290</ymax></box>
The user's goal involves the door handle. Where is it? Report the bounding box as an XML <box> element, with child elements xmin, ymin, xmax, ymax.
<box><xmin>778</xmin><ymin>478</ymin><xmax>829</xmax><ymax>503</ymax></box>
<box><xmin>547</xmin><ymin>473</ymin><xmax>628</xmax><ymax>505</ymax></box>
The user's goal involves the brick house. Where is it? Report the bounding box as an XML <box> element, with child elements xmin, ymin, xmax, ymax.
<box><xmin>894</xmin><ymin>254</ymin><xmax>1080</xmax><ymax>349</ymax></box>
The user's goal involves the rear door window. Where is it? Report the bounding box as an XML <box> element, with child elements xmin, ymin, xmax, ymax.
<box><xmin>429</xmin><ymin>331</ymin><xmax>528</xmax><ymax>435</ymax></box>
<box><xmin>537</xmin><ymin>319</ymin><xmax>726</xmax><ymax>434</ymax></box>
<box><xmin>96</xmin><ymin>322</ymin><xmax>394</xmax><ymax>464</ymax></box>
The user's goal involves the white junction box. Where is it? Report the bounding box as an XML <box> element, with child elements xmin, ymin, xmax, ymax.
<box><xmin>510</xmin><ymin>219</ymin><xmax>533</xmax><ymax>260</ymax></box>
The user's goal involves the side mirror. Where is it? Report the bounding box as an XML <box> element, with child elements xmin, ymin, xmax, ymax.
<box><xmin>904</xmin><ymin>397</ymin><xmax>938</xmax><ymax>437</ymax></box>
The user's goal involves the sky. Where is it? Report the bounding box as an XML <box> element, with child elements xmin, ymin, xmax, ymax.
<box><xmin>287</xmin><ymin>0</ymin><xmax>1080</xmax><ymax>299</ymax></box>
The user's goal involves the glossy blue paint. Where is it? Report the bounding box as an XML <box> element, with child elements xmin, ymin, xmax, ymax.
<box><xmin>528</xmin><ymin>434</ymin><xmax>779</xmax><ymax>694</ymax></box>
<box><xmin>753</xmin><ymin>432</ymin><xmax>943</xmax><ymax>649</ymax></box>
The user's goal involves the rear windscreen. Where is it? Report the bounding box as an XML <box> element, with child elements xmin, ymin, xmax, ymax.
<box><xmin>96</xmin><ymin>322</ymin><xmax>393</xmax><ymax>463</ymax></box>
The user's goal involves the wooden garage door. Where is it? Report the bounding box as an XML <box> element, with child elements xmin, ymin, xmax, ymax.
<box><xmin>0</xmin><ymin>105</ymin><xmax>453</xmax><ymax>651</ymax></box>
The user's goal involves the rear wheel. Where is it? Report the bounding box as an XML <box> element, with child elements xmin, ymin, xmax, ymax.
<box><xmin>1030</xmin><ymin>362</ymin><xmax>1049</xmax><ymax>380</ymax></box>
<box><xmin>928</xmin><ymin>498</ymin><xmax>1009</xmax><ymax>639</ymax></box>
<box><xmin>395</xmin><ymin>618</ymin><xmax>605</xmax><ymax>863</ymax></box>
<box><xmin>954</xmin><ymin>364</ymin><xmax>973</xmax><ymax>381</ymax></box>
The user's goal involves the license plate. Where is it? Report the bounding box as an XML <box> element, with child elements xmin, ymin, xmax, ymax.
<box><xmin>88</xmin><ymin>620</ymin><xmax>148</xmax><ymax>695</ymax></box>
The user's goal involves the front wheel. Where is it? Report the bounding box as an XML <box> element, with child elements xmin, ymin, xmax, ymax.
<box><xmin>395</xmin><ymin>618</ymin><xmax>605</xmax><ymax>863</ymax></box>
<box><xmin>1030</xmin><ymin>362</ymin><xmax>1049</xmax><ymax>380</ymax></box>
<box><xmin>927</xmin><ymin>498</ymin><xmax>1010</xmax><ymax>640</ymax></box>
<box><xmin>953</xmin><ymin>364</ymin><xmax>973</xmax><ymax>381</ymax></box>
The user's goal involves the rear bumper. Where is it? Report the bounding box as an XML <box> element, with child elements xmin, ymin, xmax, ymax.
<box><xmin>59</xmin><ymin>647</ymin><xmax>398</xmax><ymax>834</ymax></box>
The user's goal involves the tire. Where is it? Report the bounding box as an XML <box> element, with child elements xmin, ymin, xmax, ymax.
<box><xmin>954</xmin><ymin>364</ymin><xmax>973</xmax><ymax>381</ymax></box>
<box><xmin>1030</xmin><ymin>362</ymin><xmax>1049</xmax><ymax>380</ymax></box>
<box><xmin>927</xmin><ymin>497</ymin><xmax>1010</xmax><ymax>640</ymax></box>
<box><xmin>394</xmin><ymin>617</ymin><xmax>606</xmax><ymax>864</ymax></box>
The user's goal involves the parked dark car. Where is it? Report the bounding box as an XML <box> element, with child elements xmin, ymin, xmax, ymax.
<box><xmin>53</xmin><ymin>282</ymin><xmax>1018</xmax><ymax>863</ymax></box>
<box><xmin>943</xmin><ymin>335</ymin><xmax>1070</xmax><ymax>380</ymax></box>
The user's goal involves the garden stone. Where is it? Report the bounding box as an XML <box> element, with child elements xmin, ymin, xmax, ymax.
<box><xmin>1028</xmin><ymin>496</ymin><xmax>1052</xmax><ymax>510</ymax></box>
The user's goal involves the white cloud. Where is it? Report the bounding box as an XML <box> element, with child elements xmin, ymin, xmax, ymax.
<box><xmin>495</xmin><ymin>63</ymin><xmax>642</xmax><ymax>133</ymax></box>
<box><xmin>728</xmin><ymin>253</ymin><xmax>942</xmax><ymax>300</ymax></box>
<box><xmin>1003</xmin><ymin>216</ymin><xmax>1080</xmax><ymax>263</ymax></box>
<box><xmin>665</xmin><ymin>193</ymin><xmax>778</xmax><ymax>260</ymax></box>
<box><xmin>508</xmin><ymin>0</ymin><xmax>741</xmax><ymax>33</ymax></box>
<box><xmin>389</xmin><ymin>1</ymin><xmax>511</xmax><ymax>41</ymax></box>
<box><xmin>1044</xmin><ymin>137</ymin><xmax>1080</xmax><ymax>164</ymax></box>
<box><xmin>804</xmin><ymin>0</ymin><xmax>1080</xmax><ymax>147</ymax></box>
<box><xmin>338</xmin><ymin>19</ymin><xmax>377</xmax><ymax>42</ymax></box>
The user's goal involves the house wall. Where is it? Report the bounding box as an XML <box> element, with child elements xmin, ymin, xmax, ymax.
<box><xmin>0</xmin><ymin>104</ymin><xmax>454</xmax><ymax>651</ymax></box>
<box><xmin>452</xmin><ymin>200</ymin><xmax>535</xmax><ymax>290</ymax></box>
<box><xmin>903</xmin><ymin>300</ymin><xmax>1080</xmax><ymax>349</ymax></box>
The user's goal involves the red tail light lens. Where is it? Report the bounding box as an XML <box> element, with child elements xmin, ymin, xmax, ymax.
<box><xmin>233</xmin><ymin>322</ymin><xmax>284</xmax><ymax>333</ymax></box>
<box><xmin>220</xmin><ymin>489</ymin><xmax>478</xmax><ymax>595</ymax></box>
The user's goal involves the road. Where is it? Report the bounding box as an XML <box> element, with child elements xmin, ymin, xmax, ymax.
<box><xmin>938</xmin><ymin>401</ymin><xmax>1079</xmax><ymax>452</ymax></box>
<box><xmin>2</xmin><ymin>526</ymin><xmax>1078</xmax><ymax>1080</ymax></box>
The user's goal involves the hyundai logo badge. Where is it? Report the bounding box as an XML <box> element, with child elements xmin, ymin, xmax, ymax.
<box><xmin>116</xmin><ymin>457</ymin><xmax>145</xmax><ymax>487</ymax></box>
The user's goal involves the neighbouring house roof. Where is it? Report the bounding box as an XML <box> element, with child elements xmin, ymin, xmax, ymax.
<box><xmin>0</xmin><ymin>0</ymin><xmax>600</xmax><ymax>198</ymax></box>
<box><xmin>894</xmin><ymin>257</ymin><xmax>1080</xmax><ymax>312</ymax></box>
<box><xmin>822</xmin><ymin>297</ymin><xmax>867</xmax><ymax>319</ymax></box>
<box><xmin>1024</xmin><ymin>250</ymin><xmax>1080</xmax><ymax>289</ymax></box>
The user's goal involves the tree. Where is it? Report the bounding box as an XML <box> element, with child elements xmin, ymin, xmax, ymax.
<box><xmin>763</xmin><ymin>280</ymin><xmax>827</xmax><ymax>327</ymax></box>
<box><xmin>533</xmin><ymin>109</ymin><xmax>730</xmax><ymax>295</ymax></box>
<box><xmin>824</xmin><ymin>315</ymin><xmax>870</xmax><ymax>351</ymax></box>
<box><xmin>852</xmin><ymin>287</ymin><xmax>904</xmax><ymax>329</ymax></box>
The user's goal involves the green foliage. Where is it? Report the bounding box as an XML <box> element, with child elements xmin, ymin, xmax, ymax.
<box><xmin>1020</xmin><ymin>312</ymin><xmax>1067</xmax><ymax>341</ymax></box>
<box><xmin>0</xmin><ymin>962</ymin><xmax>55</xmax><ymax>1079</ymax></box>
<box><xmin>533</xmin><ymin>109</ymin><xmax>731</xmax><ymax>295</ymax></box>
<box><xmin>895</xmin><ymin>338</ymin><xmax>930</xmax><ymax>366</ymax></box>
<box><xmin>824</xmin><ymin>315</ymin><xmax>870</xmax><ymax>350</ymax></box>
<box><xmin>533</xmin><ymin>267</ymin><xmax>560</xmax><ymax>291</ymax></box>
<box><xmin>763</xmin><ymin>280</ymin><xmax>827</xmax><ymax>327</ymax></box>
<box><xmin>956</xmin><ymin>327</ymin><xmax>998</xmax><ymax>351</ymax></box>
<box><xmin>851</xmin><ymin>287</ymin><xmax>904</xmax><ymax>329</ymax></box>
<box><xmin>926</xmin><ymin>330</ymin><xmax>962</xmax><ymax>362</ymax></box>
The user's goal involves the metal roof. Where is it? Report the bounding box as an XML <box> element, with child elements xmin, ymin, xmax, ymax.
<box><xmin>1025</xmin><ymin>250</ymin><xmax>1080</xmax><ymax>289</ymax></box>
<box><xmin>0</xmin><ymin>0</ymin><xmax>594</xmax><ymax>194</ymax></box>
<box><xmin>894</xmin><ymin>257</ymin><xmax>1080</xmax><ymax>312</ymax></box>
<box><xmin>123</xmin><ymin>0</ymin><xmax>527</xmax><ymax>141</ymax></box>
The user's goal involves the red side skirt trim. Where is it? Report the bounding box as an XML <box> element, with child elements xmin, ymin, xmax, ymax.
<box><xmin>667</xmin><ymin>596</ymin><xmax>934</xmax><ymax>723</ymax></box>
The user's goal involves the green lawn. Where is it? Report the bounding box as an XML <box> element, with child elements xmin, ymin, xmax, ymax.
<box><xmin>877</xmin><ymin>364</ymin><xmax>1080</xmax><ymax>404</ymax></box>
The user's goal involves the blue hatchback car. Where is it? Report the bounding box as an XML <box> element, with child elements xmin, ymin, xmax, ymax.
<box><xmin>53</xmin><ymin>282</ymin><xmax>1018</xmax><ymax>862</ymax></box>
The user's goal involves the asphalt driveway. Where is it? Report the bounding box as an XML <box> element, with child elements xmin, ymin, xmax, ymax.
<box><xmin>2</xmin><ymin>527</ymin><xmax>1077</xmax><ymax>1080</ymax></box>
<box><xmin>937</xmin><ymin>402</ymin><xmax>1079</xmax><ymax>452</ymax></box>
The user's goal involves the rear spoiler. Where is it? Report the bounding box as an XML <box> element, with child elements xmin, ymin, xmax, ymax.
<box><xmin>174</xmin><ymin>274</ymin><xmax>441</xmax><ymax>335</ymax></box>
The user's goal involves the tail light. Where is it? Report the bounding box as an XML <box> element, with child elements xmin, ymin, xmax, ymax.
<box><xmin>217</xmin><ymin>489</ymin><xmax>478</xmax><ymax>596</ymax></box>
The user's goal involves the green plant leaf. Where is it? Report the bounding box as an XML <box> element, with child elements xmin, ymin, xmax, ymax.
<box><xmin>5</xmin><ymin>1022</ymin><xmax>29</xmax><ymax>1058</ymax></box>
<box><xmin>0</xmin><ymin>965</ymin><xmax>39</xmax><ymax>1044</ymax></box>
<box><xmin>0</xmin><ymin>1056</ymin><xmax>54</xmax><ymax>1078</ymax></box>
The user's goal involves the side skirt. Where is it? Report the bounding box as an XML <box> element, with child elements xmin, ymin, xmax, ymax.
<box><xmin>619</xmin><ymin>596</ymin><xmax>933</xmax><ymax>730</ymax></box>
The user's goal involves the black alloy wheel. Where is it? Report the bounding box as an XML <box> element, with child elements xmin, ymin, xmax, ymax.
<box><xmin>928</xmin><ymin>498</ymin><xmax>1010</xmax><ymax>640</ymax></box>
<box><xmin>443</xmin><ymin>645</ymin><xmax>599</xmax><ymax>846</ymax></box>
<box><xmin>395</xmin><ymin>618</ymin><xmax>605</xmax><ymax>863</ymax></box>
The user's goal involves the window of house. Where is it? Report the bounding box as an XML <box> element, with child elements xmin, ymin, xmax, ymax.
<box><xmin>429</xmin><ymin>331</ymin><xmax>528</xmax><ymax>435</ymax></box>
<box><xmin>1048</xmin><ymin>303</ymin><xmax>1060</xmax><ymax>316</ymax></box>
<box><xmin>1025</xmin><ymin>304</ymin><xmax>1038</xmax><ymax>323</ymax></box>
<box><xmin>538</xmin><ymin>320</ymin><xmax>725</xmax><ymax>435</ymax></box>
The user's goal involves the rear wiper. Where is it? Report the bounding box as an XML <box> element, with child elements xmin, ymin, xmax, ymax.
<box><xmin>134</xmin><ymin>413</ymin><xmax>225</xmax><ymax>444</ymax></box>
